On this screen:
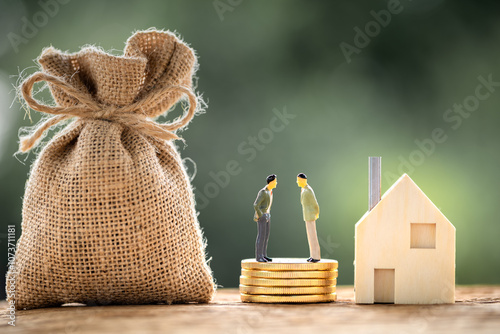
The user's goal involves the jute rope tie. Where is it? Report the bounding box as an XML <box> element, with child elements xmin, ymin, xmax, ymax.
<box><xmin>20</xmin><ymin>72</ymin><xmax>197</xmax><ymax>152</ymax></box>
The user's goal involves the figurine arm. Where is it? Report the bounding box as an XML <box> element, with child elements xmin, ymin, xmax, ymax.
<box><xmin>310</xmin><ymin>193</ymin><xmax>320</xmax><ymax>219</ymax></box>
<box><xmin>314</xmin><ymin>202</ymin><xmax>320</xmax><ymax>219</ymax></box>
<box><xmin>311</xmin><ymin>188</ymin><xmax>320</xmax><ymax>219</ymax></box>
<box><xmin>253</xmin><ymin>190</ymin><xmax>265</xmax><ymax>218</ymax></box>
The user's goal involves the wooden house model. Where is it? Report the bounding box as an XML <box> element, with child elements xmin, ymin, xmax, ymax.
<box><xmin>354</xmin><ymin>157</ymin><xmax>455</xmax><ymax>304</ymax></box>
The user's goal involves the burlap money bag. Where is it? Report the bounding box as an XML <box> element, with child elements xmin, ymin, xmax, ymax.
<box><xmin>6</xmin><ymin>30</ymin><xmax>215</xmax><ymax>310</ymax></box>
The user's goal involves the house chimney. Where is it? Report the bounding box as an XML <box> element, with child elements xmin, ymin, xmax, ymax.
<box><xmin>369</xmin><ymin>156</ymin><xmax>381</xmax><ymax>211</ymax></box>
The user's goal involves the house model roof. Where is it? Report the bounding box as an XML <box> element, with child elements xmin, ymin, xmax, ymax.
<box><xmin>355</xmin><ymin>173</ymin><xmax>454</xmax><ymax>230</ymax></box>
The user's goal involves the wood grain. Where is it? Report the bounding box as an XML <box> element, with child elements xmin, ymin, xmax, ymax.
<box><xmin>1</xmin><ymin>286</ymin><xmax>499</xmax><ymax>334</ymax></box>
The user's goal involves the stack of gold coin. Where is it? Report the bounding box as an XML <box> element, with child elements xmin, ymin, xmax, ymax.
<box><xmin>240</xmin><ymin>258</ymin><xmax>338</xmax><ymax>303</ymax></box>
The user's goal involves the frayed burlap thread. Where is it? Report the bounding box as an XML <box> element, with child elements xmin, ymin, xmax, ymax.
<box><xmin>6</xmin><ymin>30</ymin><xmax>215</xmax><ymax>310</ymax></box>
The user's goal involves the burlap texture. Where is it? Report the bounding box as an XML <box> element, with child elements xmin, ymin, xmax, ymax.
<box><xmin>6</xmin><ymin>30</ymin><xmax>215</xmax><ymax>310</ymax></box>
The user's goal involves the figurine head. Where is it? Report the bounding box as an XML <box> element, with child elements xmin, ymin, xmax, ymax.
<box><xmin>296</xmin><ymin>173</ymin><xmax>307</xmax><ymax>188</ymax></box>
<box><xmin>266</xmin><ymin>174</ymin><xmax>277</xmax><ymax>190</ymax></box>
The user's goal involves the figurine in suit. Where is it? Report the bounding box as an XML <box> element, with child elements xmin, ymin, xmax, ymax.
<box><xmin>253</xmin><ymin>174</ymin><xmax>277</xmax><ymax>262</ymax></box>
<box><xmin>297</xmin><ymin>173</ymin><xmax>321</xmax><ymax>262</ymax></box>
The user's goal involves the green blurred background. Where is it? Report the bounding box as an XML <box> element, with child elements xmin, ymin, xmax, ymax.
<box><xmin>1</xmin><ymin>0</ymin><xmax>500</xmax><ymax>300</ymax></box>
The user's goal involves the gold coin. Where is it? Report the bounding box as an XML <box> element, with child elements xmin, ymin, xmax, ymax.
<box><xmin>239</xmin><ymin>285</ymin><xmax>336</xmax><ymax>295</ymax></box>
<box><xmin>240</xmin><ymin>276</ymin><xmax>337</xmax><ymax>287</ymax></box>
<box><xmin>241</xmin><ymin>293</ymin><xmax>337</xmax><ymax>303</ymax></box>
<box><xmin>241</xmin><ymin>268</ymin><xmax>338</xmax><ymax>279</ymax></box>
<box><xmin>241</xmin><ymin>258</ymin><xmax>338</xmax><ymax>271</ymax></box>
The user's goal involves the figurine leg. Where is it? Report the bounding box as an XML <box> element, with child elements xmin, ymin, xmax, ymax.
<box><xmin>255</xmin><ymin>215</ymin><xmax>268</xmax><ymax>262</ymax></box>
<box><xmin>305</xmin><ymin>220</ymin><xmax>321</xmax><ymax>261</ymax></box>
<box><xmin>263</xmin><ymin>215</ymin><xmax>272</xmax><ymax>261</ymax></box>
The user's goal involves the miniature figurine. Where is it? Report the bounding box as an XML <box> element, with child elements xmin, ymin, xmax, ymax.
<box><xmin>253</xmin><ymin>174</ymin><xmax>277</xmax><ymax>262</ymax></box>
<box><xmin>297</xmin><ymin>173</ymin><xmax>321</xmax><ymax>263</ymax></box>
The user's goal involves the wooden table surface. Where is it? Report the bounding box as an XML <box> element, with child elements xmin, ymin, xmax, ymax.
<box><xmin>1</xmin><ymin>286</ymin><xmax>499</xmax><ymax>334</ymax></box>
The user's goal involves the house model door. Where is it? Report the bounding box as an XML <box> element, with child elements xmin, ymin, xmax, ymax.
<box><xmin>374</xmin><ymin>269</ymin><xmax>395</xmax><ymax>303</ymax></box>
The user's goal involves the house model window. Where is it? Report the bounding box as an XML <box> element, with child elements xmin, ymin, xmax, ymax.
<box><xmin>410</xmin><ymin>223</ymin><xmax>436</xmax><ymax>249</ymax></box>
